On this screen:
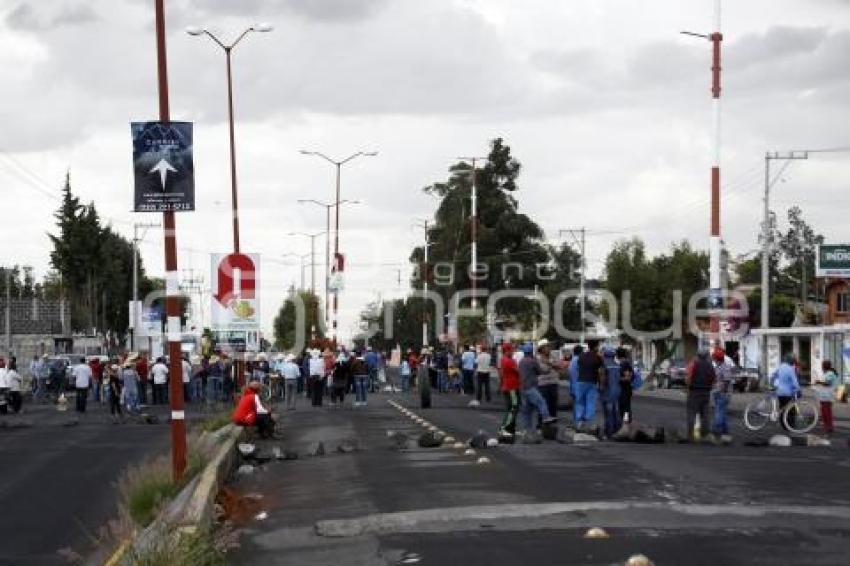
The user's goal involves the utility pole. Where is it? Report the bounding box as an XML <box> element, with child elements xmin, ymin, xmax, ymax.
<box><xmin>761</xmin><ymin>150</ymin><xmax>808</xmax><ymax>378</ymax></box>
<box><xmin>300</xmin><ymin>151</ymin><xmax>377</xmax><ymax>343</ymax></box>
<box><xmin>153</xmin><ymin>0</ymin><xmax>186</xmax><ymax>482</ymax></box>
<box><xmin>5</xmin><ymin>268</ymin><xmax>10</xmax><ymax>358</ymax></box>
<box><xmin>560</xmin><ymin>228</ymin><xmax>586</xmax><ymax>344</ymax></box>
<box><xmin>415</xmin><ymin>220</ymin><xmax>430</xmax><ymax>347</ymax></box>
<box><xmin>682</xmin><ymin>0</ymin><xmax>723</xmax><ymax>341</ymax></box>
<box><xmin>298</xmin><ymin>199</ymin><xmax>359</xmax><ymax>331</ymax></box>
<box><xmin>457</xmin><ymin>157</ymin><xmax>487</xmax><ymax>309</ymax></box>
<box><xmin>131</xmin><ymin>222</ymin><xmax>160</xmax><ymax>351</ymax></box>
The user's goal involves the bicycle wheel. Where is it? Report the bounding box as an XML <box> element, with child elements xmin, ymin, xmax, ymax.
<box><xmin>784</xmin><ymin>399</ymin><xmax>818</xmax><ymax>434</ymax></box>
<box><xmin>744</xmin><ymin>398</ymin><xmax>771</xmax><ymax>431</ymax></box>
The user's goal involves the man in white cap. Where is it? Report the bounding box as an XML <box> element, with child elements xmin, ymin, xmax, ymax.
<box><xmin>282</xmin><ymin>354</ymin><xmax>300</xmax><ymax>410</ymax></box>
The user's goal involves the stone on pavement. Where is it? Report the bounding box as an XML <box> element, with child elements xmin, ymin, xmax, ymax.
<box><xmin>468</xmin><ymin>431</ymin><xmax>489</xmax><ymax>449</ymax></box>
<box><xmin>769</xmin><ymin>434</ymin><xmax>792</xmax><ymax>447</ymax></box>
<box><xmin>417</xmin><ymin>431</ymin><xmax>443</xmax><ymax>448</ymax></box>
<box><xmin>308</xmin><ymin>441</ymin><xmax>326</xmax><ymax>456</ymax></box>
<box><xmin>237</xmin><ymin>464</ymin><xmax>255</xmax><ymax>476</ymax></box>
<box><xmin>573</xmin><ymin>432</ymin><xmax>599</xmax><ymax>443</ymax></box>
<box><xmin>337</xmin><ymin>439</ymin><xmax>360</xmax><ymax>453</ymax></box>
<box><xmin>238</xmin><ymin>442</ymin><xmax>257</xmax><ymax>457</ymax></box>
<box><xmin>584</xmin><ymin>527</ymin><xmax>609</xmax><ymax>539</ymax></box>
<box><xmin>806</xmin><ymin>434</ymin><xmax>831</xmax><ymax>447</ymax></box>
<box><xmin>625</xmin><ymin>554</ymin><xmax>655</xmax><ymax>566</ymax></box>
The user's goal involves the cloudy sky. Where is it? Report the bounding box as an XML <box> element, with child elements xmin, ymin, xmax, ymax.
<box><xmin>2</xmin><ymin>0</ymin><xmax>849</xmax><ymax>340</ymax></box>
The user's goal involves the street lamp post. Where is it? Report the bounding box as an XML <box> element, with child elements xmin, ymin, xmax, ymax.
<box><xmin>186</xmin><ymin>23</ymin><xmax>272</xmax><ymax>254</ymax></box>
<box><xmin>187</xmin><ymin>22</ymin><xmax>271</xmax><ymax>391</ymax></box>
<box><xmin>298</xmin><ymin>198</ymin><xmax>360</xmax><ymax>329</ymax></box>
<box><xmin>288</xmin><ymin>231</ymin><xmax>326</xmax><ymax>295</ymax></box>
<box><xmin>300</xmin><ymin>150</ymin><xmax>377</xmax><ymax>343</ymax></box>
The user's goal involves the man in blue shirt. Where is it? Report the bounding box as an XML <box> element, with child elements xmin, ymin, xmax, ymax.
<box><xmin>364</xmin><ymin>347</ymin><xmax>378</xmax><ymax>393</ymax></box>
<box><xmin>772</xmin><ymin>353</ymin><xmax>801</xmax><ymax>430</ymax></box>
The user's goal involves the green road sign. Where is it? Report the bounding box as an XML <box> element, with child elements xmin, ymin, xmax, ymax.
<box><xmin>816</xmin><ymin>244</ymin><xmax>850</xmax><ymax>277</ymax></box>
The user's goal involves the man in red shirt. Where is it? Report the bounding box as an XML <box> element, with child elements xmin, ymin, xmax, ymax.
<box><xmin>498</xmin><ymin>343</ymin><xmax>521</xmax><ymax>439</ymax></box>
<box><xmin>136</xmin><ymin>355</ymin><xmax>149</xmax><ymax>405</ymax></box>
<box><xmin>88</xmin><ymin>357</ymin><xmax>104</xmax><ymax>403</ymax></box>
<box><xmin>232</xmin><ymin>380</ymin><xmax>275</xmax><ymax>438</ymax></box>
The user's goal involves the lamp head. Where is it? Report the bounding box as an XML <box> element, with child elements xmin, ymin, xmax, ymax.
<box><xmin>253</xmin><ymin>22</ymin><xmax>274</xmax><ymax>33</ymax></box>
<box><xmin>185</xmin><ymin>26</ymin><xmax>204</xmax><ymax>36</ymax></box>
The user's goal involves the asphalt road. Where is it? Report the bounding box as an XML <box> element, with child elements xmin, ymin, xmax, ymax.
<box><xmin>0</xmin><ymin>400</ymin><xmax>211</xmax><ymax>565</ymax></box>
<box><xmin>229</xmin><ymin>388</ymin><xmax>850</xmax><ymax>566</ymax></box>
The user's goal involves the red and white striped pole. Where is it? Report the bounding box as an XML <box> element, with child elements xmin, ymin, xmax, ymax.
<box><xmin>154</xmin><ymin>0</ymin><xmax>187</xmax><ymax>481</ymax></box>
<box><xmin>709</xmin><ymin>0</ymin><xmax>723</xmax><ymax>335</ymax></box>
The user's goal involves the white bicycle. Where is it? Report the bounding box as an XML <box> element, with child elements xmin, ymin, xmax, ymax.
<box><xmin>743</xmin><ymin>391</ymin><xmax>818</xmax><ymax>434</ymax></box>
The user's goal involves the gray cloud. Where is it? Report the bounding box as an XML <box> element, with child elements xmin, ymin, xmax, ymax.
<box><xmin>185</xmin><ymin>0</ymin><xmax>387</xmax><ymax>23</ymax></box>
<box><xmin>5</xmin><ymin>1</ymin><xmax>97</xmax><ymax>31</ymax></box>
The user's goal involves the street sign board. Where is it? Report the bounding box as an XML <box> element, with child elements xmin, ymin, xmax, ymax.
<box><xmin>210</xmin><ymin>253</ymin><xmax>260</xmax><ymax>330</ymax></box>
<box><xmin>131</xmin><ymin>121</ymin><xmax>195</xmax><ymax>212</ymax></box>
<box><xmin>816</xmin><ymin>244</ymin><xmax>850</xmax><ymax>277</ymax></box>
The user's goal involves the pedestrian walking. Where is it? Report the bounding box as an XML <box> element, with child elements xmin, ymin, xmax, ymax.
<box><xmin>6</xmin><ymin>358</ymin><xmax>23</xmax><ymax>414</ymax></box>
<box><xmin>106</xmin><ymin>364</ymin><xmax>123</xmax><ymax>421</ymax></box>
<box><xmin>617</xmin><ymin>347</ymin><xmax>634</xmax><ymax>423</ymax></box>
<box><xmin>518</xmin><ymin>342</ymin><xmax>556</xmax><ymax>435</ymax></box>
<box><xmin>711</xmin><ymin>347</ymin><xmax>733</xmax><ymax>439</ymax></box>
<box><xmin>352</xmin><ymin>351</ymin><xmax>369</xmax><ymax>406</ymax></box>
<box><xmin>0</xmin><ymin>357</ymin><xmax>8</xmax><ymax>415</ymax></box>
<box><xmin>569</xmin><ymin>345</ymin><xmax>582</xmax><ymax>405</ymax></box>
<box><xmin>150</xmin><ymin>357</ymin><xmax>169</xmax><ymax>405</ymax></box>
<box><xmin>207</xmin><ymin>355</ymin><xmax>224</xmax><ymax>403</ymax></box>
<box><xmin>461</xmin><ymin>345</ymin><xmax>476</xmax><ymax>396</ymax></box>
<box><xmin>72</xmin><ymin>356</ymin><xmax>92</xmax><ymax>413</ymax></box>
<box><xmin>282</xmin><ymin>354</ymin><xmax>301</xmax><ymax>410</ymax></box>
<box><xmin>136</xmin><ymin>355</ymin><xmax>149</xmax><ymax>405</ymax></box>
<box><xmin>574</xmin><ymin>341</ymin><xmax>604</xmax><ymax>431</ymax></box>
<box><xmin>475</xmin><ymin>345</ymin><xmax>493</xmax><ymax>403</ymax></box>
<box><xmin>308</xmin><ymin>349</ymin><xmax>324</xmax><ymax>407</ymax></box>
<box><xmin>121</xmin><ymin>358</ymin><xmax>140</xmax><ymax>413</ymax></box>
<box><xmin>330</xmin><ymin>353</ymin><xmax>349</xmax><ymax>406</ymax></box>
<box><xmin>33</xmin><ymin>354</ymin><xmax>50</xmax><ymax>403</ymax></box>
<box><xmin>418</xmin><ymin>348</ymin><xmax>432</xmax><ymax>409</ymax></box>
<box><xmin>498</xmin><ymin>343</ymin><xmax>521</xmax><ymax>438</ymax></box>
<box><xmin>601</xmin><ymin>348</ymin><xmax>622</xmax><ymax>438</ymax></box>
<box><xmin>686</xmin><ymin>350</ymin><xmax>716</xmax><ymax>441</ymax></box>
<box><xmin>181</xmin><ymin>356</ymin><xmax>192</xmax><ymax>404</ymax></box>
<box><xmin>536</xmin><ymin>339</ymin><xmax>561</xmax><ymax>419</ymax></box>
<box><xmin>815</xmin><ymin>360</ymin><xmax>838</xmax><ymax>435</ymax></box>
<box><xmin>400</xmin><ymin>358</ymin><xmax>412</xmax><ymax>392</ymax></box>
<box><xmin>771</xmin><ymin>354</ymin><xmax>801</xmax><ymax>431</ymax></box>
<box><xmin>365</xmin><ymin>347</ymin><xmax>379</xmax><ymax>393</ymax></box>
<box><xmin>89</xmin><ymin>356</ymin><xmax>104</xmax><ymax>404</ymax></box>
<box><xmin>28</xmin><ymin>355</ymin><xmax>39</xmax><ymax>397</ymax></box>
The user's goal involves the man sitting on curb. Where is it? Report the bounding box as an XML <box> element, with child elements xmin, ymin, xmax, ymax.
<box><xmin>233</xmin><ymin>379</ymin><xmax>276</xmax><ymax>439</ymax></box>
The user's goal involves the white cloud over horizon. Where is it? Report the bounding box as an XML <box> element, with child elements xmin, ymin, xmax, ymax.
<box><xmin>2</xmin><ymin>0</ymin><xmax>849</xmax><ymax>340</ymax></box>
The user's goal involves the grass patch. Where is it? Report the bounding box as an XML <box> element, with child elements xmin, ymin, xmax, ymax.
<box><xmin>197</xmin><ymin>412</ymin><xmax>232</xmax><ymax>433</ymax></box>
<box><xmin>118</xmin><ymin>434</ymin><xmax>212</xmax><ymax>528</ymax></box>
<box><xmin>119</xmin><ymin>456</ymin><xmax>182</xmax><ymax>527</ymax></box>
<box><xmin>129</xmin><ymin>529</ymin><xmax>226</xmax><ymax>566</ymax></box>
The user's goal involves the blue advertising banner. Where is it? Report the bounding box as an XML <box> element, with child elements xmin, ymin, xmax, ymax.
<box><xmin>131</xmin><ymin>121</ymin><xmax>195</xmax><ymax>212</ymax></box>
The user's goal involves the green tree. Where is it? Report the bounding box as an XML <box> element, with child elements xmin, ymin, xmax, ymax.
<box><xmin>777</xmin><ymin>206</ymin><xmax>823</xmax><ymax>301</ymax></box>
<box><xmin>272</xmin><ymin>288</ymin><xmax>324</xmax><ymax>351</ymax></box>
<box><xmin>49</xmin><ymin>173</ymin><xmax>153</xmax><ymax>335</ymax></box>
<box><xmin>410</xmin><ymin>138</ymin><xmax>553</xmax><ymax>343</ymax></box>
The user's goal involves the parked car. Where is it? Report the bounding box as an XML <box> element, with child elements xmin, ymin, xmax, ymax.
<box><xmin>730</xmin><ymin>366</ymin><xmax>760</xmax><ymax>393</ymax></box>
<box><xmin>654</xmin><ymin>358</ymin><xmax>688</xmax><ymax>389</ymax></box>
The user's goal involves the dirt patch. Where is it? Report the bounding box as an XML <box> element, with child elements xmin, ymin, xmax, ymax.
<box><xmin>217</xmin><ymin>486</ymin><xmax>266</xmax><ymax>526</ymax></box>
